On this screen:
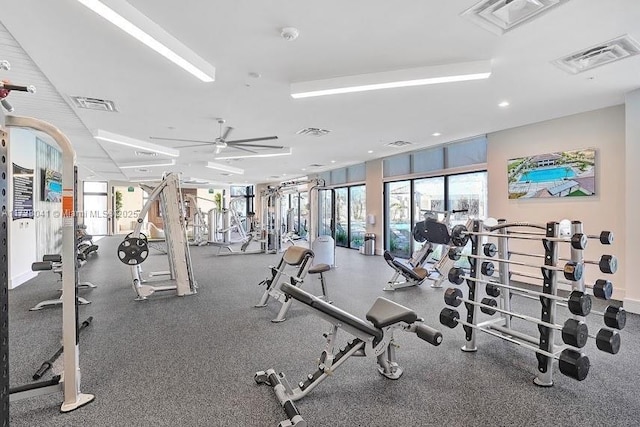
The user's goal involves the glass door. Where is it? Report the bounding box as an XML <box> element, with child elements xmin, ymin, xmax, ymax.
<box><xmin>83</xmin><ymin>181</ymin><xmax>109</xmax><ymax>236</ymax></box>
<box><xmin>385</xmin><ymin>180</ymin><xmax>411</xmax><ymax>258</ymax></box>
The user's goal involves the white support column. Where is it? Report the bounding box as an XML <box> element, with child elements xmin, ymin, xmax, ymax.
<box><xmin>624</xmin><ymin>90</ymin><xmax>640</xmax><ymax>313</ymax></box>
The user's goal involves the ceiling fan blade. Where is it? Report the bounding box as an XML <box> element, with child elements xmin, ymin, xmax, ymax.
<box><xmin>226</xmin><ymin>145</ymin><xmax>257</xmax><ymax>154</ymax></box>
<box><xmin>225</xmin><ymin>136</ymin><xmax>279</xmax><ymax>144</ymax></box>
<box><xmin>170</xmin><ymin>143</ymin><xmax>217</xmax><ymax>148</ymax></box>
<box><xmin>227</xmin><ymin>142</ymin><xmax>285</xmax><ymax>149</ymax></box>
<box><xmin>149</xmin><ymin>136</ymin><xmax>215</xmax><ymax>145</ymax></box>
<box><xmin>221</xmin><ymin>126</ymin><xmax>234</xmax><ymax>141</ymax></box>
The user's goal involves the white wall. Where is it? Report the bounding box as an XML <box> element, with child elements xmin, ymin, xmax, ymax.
<box><xmin>8</xmin><ymin>128</ymin><xmax>37</xmax><ymax>288</ymax></box>
<box><xmin>488</xmin><ymin>105</ymin><xmax>626</xmax><ymax>299</ymax></box>
<box><xmin>624</xmin><ymin>90</ymin><xmax>640</xmax><ymax>312</ymax></box>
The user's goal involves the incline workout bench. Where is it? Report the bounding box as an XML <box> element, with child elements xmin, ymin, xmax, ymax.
<box><xmin>255</xmin><ymin>246</ymin><xmax>330</xmax><ymax>322</ymax></box>
<box><xmin>255</xmin><ymin>282</ymin><xmax>442</xmax><ymax>426</ymax></box>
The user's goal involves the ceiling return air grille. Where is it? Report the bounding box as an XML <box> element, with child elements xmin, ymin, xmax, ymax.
<box><xmin>296</xmin><ymin>127</ymin><xmax>331</xmax><ymax>137</ymax></box>
<box><xmin>386</xmin><ymin>140</ymin><xmax>412</xmax><ymax>148</ymax></box>
<box><xmin>461</xmin><ymin>0</ymin><xmax>570</xmax><ymax>35</ymax></box>
<box><xmin>553</xmin><ymin>35</ymin><xmax>640</xmax><ymax>74</ymax></box>
<box><xmin>70</xmin><ymin>96</ymin><xmax>118</xmax><ymax>112</ymax></box>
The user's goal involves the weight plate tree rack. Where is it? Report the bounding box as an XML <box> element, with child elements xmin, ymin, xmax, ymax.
<box><xmin>443</xmin><ymin>218</ymin><xmax>621</xmax><ymax>386</ymax></box>
<box><xmin>1</xmin><ymin>112</ymin><xmax>95</xmax><ymax>421</ymax></box>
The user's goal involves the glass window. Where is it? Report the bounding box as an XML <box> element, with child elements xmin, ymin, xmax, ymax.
<box><xmin>349</xmin><ymin>185</ymin><xmax>366</xmax><ymax>248</ymax></box>
<box><xmin>347</xmin><ymin>164</ymin><xmax>366</xmax><ymax>182</ymax></box>
<box><xmin>447</xmin><ymin>172</ymin><xmax>488</xmax><ymax>225</ymax></box>
<box><xmin>385</xmin><ymin>181</ymin><xmax>411</xmax><ymax>258</ymax></box>
<box><xmin>383</xmin><ymin>154</ymin><xmax>411</xmax><ymax>178</ymax></box>
<box><xmin>335</xmin><ymin>188</ymin><xmax>348</xmax><ymax>247</ymax></box>
<box><xmin>413</xmin><ymin>177</ymin><xmax>445</xmax><ymax>253</ymax></box>
<box><xmin>84</xmin><ymin>181</ymin><xmax>107</xmax><ymax>193</ymax></box>
<box><xmin>412</xmin><ymin>148</ymin><xmax>444</xmax><ymax>174</ymax></box>
<box><xmin>446</xmin><ymin>136</ymin><xmax>487</xmax><ymax>169</ymax></box>
<box><xmin>318</xmin><ymin>189</ymin><xmax>333</xmax><ymax>237</ymax></box>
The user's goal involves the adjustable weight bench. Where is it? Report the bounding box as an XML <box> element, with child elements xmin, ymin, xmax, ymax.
<box><xmin>255</xmin><ymin>282</ymin><xmax>442</xmax><ymax>427</ymax></box>
<box><xmin>30</xmin><ymin>254</ymin><xmax>96</xmax><ymax>311</ymax></box>
<box><xmin>255</xmin><ymin>246</ymin><xmax>321</xmax><ymax>322</ymax></box>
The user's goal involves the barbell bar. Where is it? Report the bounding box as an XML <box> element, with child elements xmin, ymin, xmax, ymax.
<box><xmin>448</xmin><ymin>248</ymin><xmax>583</xmax><ymax>282</ymax></box>
<box><xmin>448</xmin><ymin>267</ymin><xmax>591</xmax><ymax>316</ymax></box>
<box><xmin>507</xmin><ymin>230</ymin><xmax>613</xmax><ymax>245</ymax></box>
<box><xmin>444</xmin><ymin>288</ymin><xmax>590</xmax><ymax>348</ymax></box>
<box><xmin>509</xmin><ymin>269</ymin><xmax>613</xmax><ymax>300</ymax></box>
<box><xmin>450</xmin><ymin>224</ymin><xmax>588</xmax><ymax>249</ymax></box>
<box><xmin>439</xmin><ymin>307</ymin><xmax>590</xmax><ymax>381</ymax></box>
<box><xmin>505</xmin><ymin>248</ymin><xmax>617</xmax><ymax>274</ymax></box>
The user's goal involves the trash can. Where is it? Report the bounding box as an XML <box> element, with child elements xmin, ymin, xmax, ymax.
<box><xmin>363</xmin><ymin>233</ymin><xmax>376</xmax><ymax>255</ymax></box>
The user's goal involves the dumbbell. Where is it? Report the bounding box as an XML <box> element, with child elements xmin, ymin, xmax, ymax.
<box><xmin>448</xmin><ymin>267</ymin><xmax>591</xmax><ymax>316</ymax></box>
<box><xmin>561</xmin><ymin>319</ymin><xmax>620</xmax><ymax>354</ymax></box>
<box><xmin>439</xmin><ymin>307</ymin><xmax>590</xmax><ymax>381</ymax></box>
<box><xmin>509</xmin><ymin>269</ymin><xmax>613</xmax><ymax>300</ymax></box>
<box><xmin>444</xmin><ymin>288</ymin><xmax>591</xmax><ymax>348</ymax></box>
<box><xmin>508</xmin><ymin>249</ymin><xmax>617</xmax><ymax>275</ymax></box>
<box><xmin>450</xmin><ymin>224</ymin><xmax>588</xmax><ymax>249</ymax></box>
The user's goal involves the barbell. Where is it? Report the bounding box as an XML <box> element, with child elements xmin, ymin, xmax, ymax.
<box><xmin>448</xmin><ymin>248</ymin><xmax>583</xmax><ymax>282</ymax></box>
<box><xmin>439</xmin><ymin>307</ymin><xmax>590</xmax><ymax>381</ymax></box>
<box><xmin>444</xmin><ymin>288</ymin><xmax>590</xmax><ymax>348</ymax></box>
<box><xmin>446</xmin><ymin>267</ymin><xmax>591</xmax><ymax>316</ymax></box>
<box><xmin>450</xmin><ymin>224</ymin><xmax>588</xmax><ymax>249</ymax></box>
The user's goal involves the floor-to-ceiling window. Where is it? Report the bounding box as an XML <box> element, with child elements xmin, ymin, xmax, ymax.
<box><xmin>335</xmin><ymin>187</ymin><xmax>349</xmax><ymax>247</ymax></box>
<box><xmin>382</xmin><ymin>136</ymin><xmax>488</xmax><ymax>258</ymax></box>
<box><xmin>385</xmin><ymin>181</ymin><xmax>411</xmax><ymax>258</ymax></box>
<box><xmin>348</xmin><ymin>185</ymin><xmax>366</xmax><ymax>248</ymax></box>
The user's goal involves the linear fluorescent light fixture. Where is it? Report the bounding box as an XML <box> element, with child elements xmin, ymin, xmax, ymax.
<box><xmin>215</xmin><ymin>148</ymin><xmax>293</xmax><ymax>160</ymax></box>
<box><xmin>94</xmin><ymin>129</ymin><xmax>180</xmax><ymax>157</ymax></box>
<box><xmin>291</xmin><ymin>61</ymin><xmax>491</xmax><ymax>98</ymax></box>
<box><xmin>206</xmin><ymin>161</ymin><xmax>245</xmax><ymax>175</ymax></box>
<box><xmin>75</xmin><ymin>0</ymin><xmax>215</xmax><ymax>82</ymax></box>
<box><xmin>119</xmin><ymin>159</ymin><xmax>176</xmax><ymax>169</ymax></box>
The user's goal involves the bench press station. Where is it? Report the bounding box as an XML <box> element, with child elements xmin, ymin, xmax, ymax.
<box><xmin>255</xmin><ymin>282</ymin><xmax>442</xmax><ymax>426</ymax></box>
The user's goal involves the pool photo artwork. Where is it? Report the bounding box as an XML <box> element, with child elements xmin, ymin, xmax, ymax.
<box><xmin>507</xmin><ymin>149</ymin><xmax>596</xmax><ymax>199</ymax></box>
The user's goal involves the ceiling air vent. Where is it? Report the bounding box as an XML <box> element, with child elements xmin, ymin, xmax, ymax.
<box><xmin>461</xmin><ymin>0</ymin><xmax>570</xmax><ymax>35</ymax></box>
<box><xmin>386</xmin><ymin>140</ymin><xmax>412</xmax><ymax>148</ymax></box>
<box><xmin>553</xmin><ymin>35</ymin><xmax>640</xmax><ymax>74</ymax></box>
<box><xmin>296</xmin><ymin>127</ymin><xmax>331</xmax><ymax>137</ymax></box>
<box><xmin>70</xmin><ymin>96</ymin><xmax>117</xmax><ymax>112</ymax></box>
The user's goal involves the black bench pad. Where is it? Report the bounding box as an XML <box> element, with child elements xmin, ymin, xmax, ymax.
<box><xmin>309</xmin><ymin>264</ymin><xmax>330</xmax><ymax>274</ymax></box>
<box><xmin>366</xmin><ymin>298</ymin><xmax>417</xmax><ymax>329</ymax></box>
<box><xmin>281</xmin><ymin>282</ymin><xmax>383</xmax><ymax>341</ymax></box>
<box><xmin>32</xmin><ymin>261</ymin><xmax>53</xmax><ymax>271</ymax></box>
<box><xmin>383</xmin><ymin>251</ymin><xmax>425</xmax><ymax>282</ymax></box>
<box><xmin>414</xmin><ymin>220</ymin><xmax>451</xmax><ymax>245</ymax></box>
<box><xmin>42</xmin><ymin>254</ymin><xmax>62</xmax><ymax>263</ymax></box>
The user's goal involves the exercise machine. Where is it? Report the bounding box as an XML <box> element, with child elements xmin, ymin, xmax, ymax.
<box><xmin>383</xmin><ymin>209</ymin><xmax>465</xmax><ymax>291</ymax></box>
<box><xmin>255</xmin><ymin>245</ymin><xmax>319</xmax><ymax>322</ymax></box>
<box><xmin>29</xmin><ymin>254</ymin><xmax>96</xmax><ymax>310</ymax></box>
<box><xmin>76</xmin><ymin>224</ymin><xmax>99</xmax><ymax>258</ymax></box>
<box><xmin>209</xmin><ymin>196</ymin><xmax>265</xmax><ymax>255</ymax></box>
<box><xmin>184</xmin><ymin>194</ymin><xmax>209</xmax><ymax>246</ymax></box>
<box><xmin>117</xmin><ymin>173</ymin><xmax>197</xmax><ymax>300</ymax></box>
<box><xmin>2</xmin><ymin>80</ymin><xmax>94</xmax><ymax>414</ymax></box>
<box><xmin>255</xmin><ymin>282</ymin><xmax>442</xmax><ymax>426</ymax></box>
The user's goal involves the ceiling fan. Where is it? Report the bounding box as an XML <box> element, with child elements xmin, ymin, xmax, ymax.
<box><xmin>150</xmin><ymin>119</ymin><xmax>282</xmax><ymax>154</ymax></box>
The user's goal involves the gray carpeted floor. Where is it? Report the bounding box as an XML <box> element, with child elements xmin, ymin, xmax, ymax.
<box><xmin>7</xmin><ymin>236</ymin><xmax>639</xmax><ymax>426</ymax></box>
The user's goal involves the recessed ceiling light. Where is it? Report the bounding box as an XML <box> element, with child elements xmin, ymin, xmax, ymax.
<box><xmin>367</xmin><ymin>150</ymin><xmax>373</xmax><ymax>154</ymax></box>
<box><xmin>215</xmin><ymin>148</ymin><xmax>292</xmax><ymax>160</ymax></box>
<box><xmin>119</xmin><ymin>159</ymin><xmax>176</xmax><ymax>169</ymax></box>
<box><xmin>301</xmin><ymin>168</ymin><xmax>306</xmax><ymax>171</ymax></box>
<box><xmin>432</xmin><ymin>132</ymin><xmax>442</xmax><ymax>137</ymax></box>
<box><xmin>498</xmin><ymin>101</ymin><xmax>510</xmax><ymax>107</ymax></box>
<box><xmin>291</xmin><ymin>61</ymin><xmax>491</xmax><ymax>98</ymax></box>
<box><xmin>331</xmin><ymin>160</ymin><xmax>336</xmax><ymax>163</ymax></box>
<box><xmin>205</xmin><ymin>161</ymin><xmax>244</xmax><ymax>175</ymax></box>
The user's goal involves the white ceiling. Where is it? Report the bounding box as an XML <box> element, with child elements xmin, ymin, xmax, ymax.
<box><xmin>1</xmin><ymin>0</ymin><xmax>639</xmax><ymax>185</ymax></box>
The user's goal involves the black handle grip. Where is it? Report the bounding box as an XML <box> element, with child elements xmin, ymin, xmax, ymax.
<box><xmin>416</xmin><ymin>323</ymin><xmax>443</xmax><ymax>346</ymax></box>
<box><xmin>452</xmin><ymin>209</ymin><xmax>469</xmax><ymax>213</ymax></box>
<box><xmin>0</xmin><ymin>83</ymin><xmax>34</xmax><ymax>92</ymax></box>
<box><xmin>32</xmin><ymin>362</ymin><xmax>52</xmax><ymax>380</ymax></box>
